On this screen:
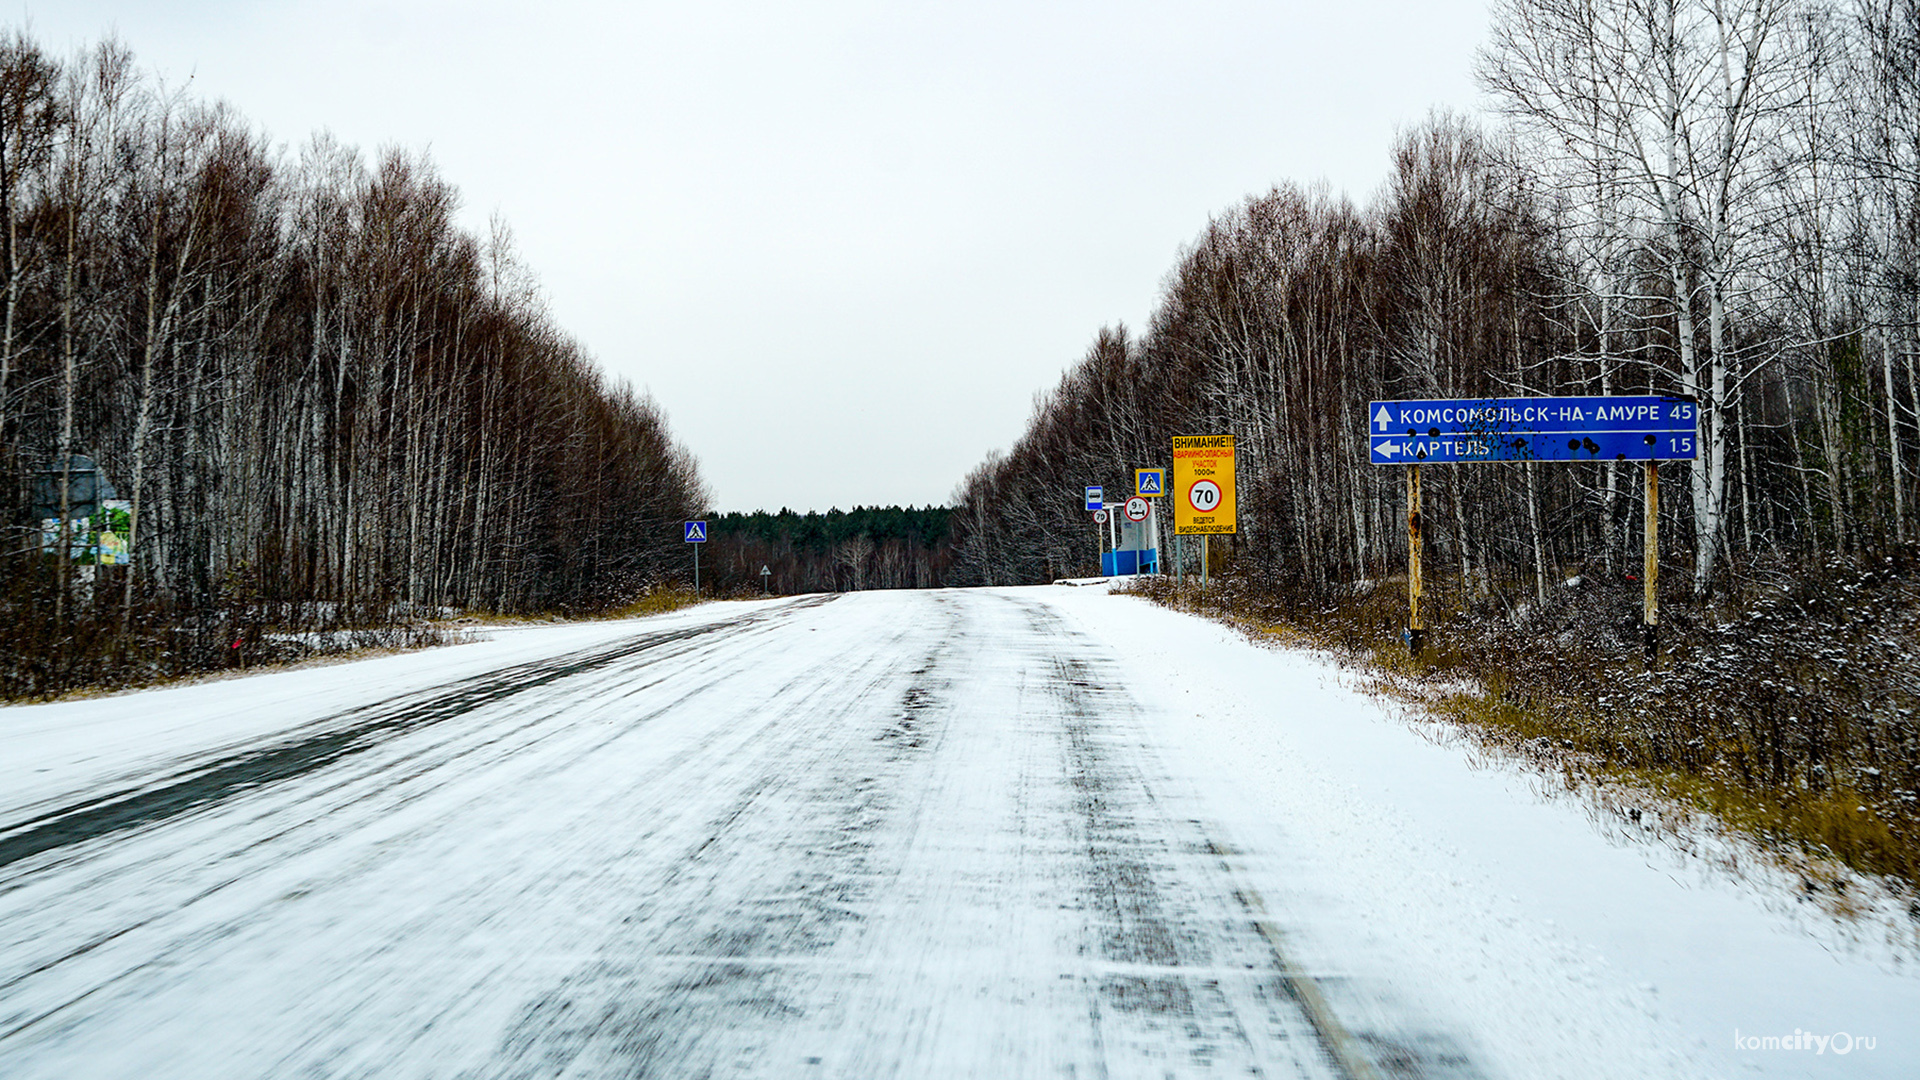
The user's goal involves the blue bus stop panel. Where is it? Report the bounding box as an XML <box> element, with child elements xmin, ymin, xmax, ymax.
<box><xmin>1100</xmin><ymin>549</ymin><xmax>1158</xmax><ymax>576</ymax></box>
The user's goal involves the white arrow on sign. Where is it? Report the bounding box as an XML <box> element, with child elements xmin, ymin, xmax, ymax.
<box><xmin>1374</xmin><ymin>405</ymin><xmax>1392</xmax><ymax>431</ymax></box>
<box><xmin>1377</xmin><ymin>440</ymin><xmax>1401</xmax><ymax>459</ymax></box>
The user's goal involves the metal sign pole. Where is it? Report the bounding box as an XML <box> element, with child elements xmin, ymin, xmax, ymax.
<box><xmin>1084</xmin><ymin>486</ymin><xmax>1103</xmax><ymax>575</ymax></box>
<box><xmin>694</xmin><ymin>543</ymin><xmax>701</xmax><ymax>595</ymax></box>
<box><xmin>1150</xmin><ymin>504</ymin><xmax>1161</xmax><ymax>573</ymax></box>
<box><xmin>1644</xmin><ymin>461</ymin><xmax>1659</xmax><ymax>669</ymax></box>
<box><xmin>1408</xmin><ymin>464</ymin><xmax>1424</xmax><ymax>657</ymax></box>
<box><xmin>1202</xmin><ymin>534</ymin><xmax>1210</xmax><ymax>589</ymax></box>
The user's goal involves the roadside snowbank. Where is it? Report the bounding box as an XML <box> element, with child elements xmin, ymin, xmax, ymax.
<box><xmin>1045</xmin><ymin>583</ymin><xmax>1916</xmax><ymax>1080</ymax></box>
<box><xmin>0</xmin><ymin>599</ymin><xmax>785</xmax><ymax>822</ymax></box>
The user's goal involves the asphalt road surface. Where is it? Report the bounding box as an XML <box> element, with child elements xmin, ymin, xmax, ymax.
<box><xmin>0</xmin><ymin>590</ymin><xmax>1476</xmax><ymax>1079</ymax></box>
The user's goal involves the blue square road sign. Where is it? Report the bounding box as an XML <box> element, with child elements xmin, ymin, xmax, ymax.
<box><xmin>684</xmin><ymin>520</ymin><xmax>708</xmax><ymax>543</ymax></box>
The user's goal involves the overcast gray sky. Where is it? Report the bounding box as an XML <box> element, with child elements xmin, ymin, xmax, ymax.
<box><xmin>23</xmin><ymin>1</ymin><xmax>1490</xmax><ymax>512</ymax></box>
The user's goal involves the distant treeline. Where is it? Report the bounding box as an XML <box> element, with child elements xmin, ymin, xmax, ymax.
<box><xmin>0</xmin><ymin>32</ymin><xmax>706</xmax><ymax>697</ymax></box>
<box><xmin>701</xmin><ymin>506</ymin><xmax>953</xmax><ymax>594</ymax></box>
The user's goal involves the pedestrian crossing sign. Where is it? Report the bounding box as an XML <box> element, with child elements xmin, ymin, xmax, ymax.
<box><xmin>684</xmin><ymin>520</ymin><xmax>707</xmax><ymax>543</ymax></box>
<box><xmin>1135</xmin><ymin>468</ymin><xmax>1165</xmax><ymax>498</ymax></box>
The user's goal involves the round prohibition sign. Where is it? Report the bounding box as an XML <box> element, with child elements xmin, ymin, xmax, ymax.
<box><xmin>1187</xmin><ymin>479</ymin><xmax>1223</xmax><ymax>514</ymax></box>
<box><xmin>1092</xmin><ymin>508</ymin><xmax>1109</xmax><ymax>524</ymax></box>
<box><xmin>1124</xmin><ymin>496</ymin><xmax>1149</xmax><ymax>522</ymax></box>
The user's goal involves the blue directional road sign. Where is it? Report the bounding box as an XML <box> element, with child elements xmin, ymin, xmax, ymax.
<box><xmin>1084</xmin><ymin>486</ymin><xmax>1103</xmax><ymax>511</ymax></box>
<box><xmin>1369</xmin><ymin>396</ymin><xmax>1697</xmax><ymax>464</ymax></box>
<box><xmin>683</xmin><ymin>520</ymin><xmax>708</xmax><ymax>543</ymax></box>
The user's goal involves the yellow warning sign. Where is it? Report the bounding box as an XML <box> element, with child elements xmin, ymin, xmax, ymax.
<box><xmin>1171</xmin><ymin>434</ymin><xmax>1236</xmax><ymax>535</ymax></box>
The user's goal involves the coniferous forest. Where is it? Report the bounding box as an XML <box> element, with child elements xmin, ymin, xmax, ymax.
<box><xmin>0</xmin><ymin>33</ymin><xmax>706</xmax><ymax>696</ymax></box>
<box><xmin>700</xmin><ymin>506</ymin><xmax>954</xmax><ymax>595</ymax></box>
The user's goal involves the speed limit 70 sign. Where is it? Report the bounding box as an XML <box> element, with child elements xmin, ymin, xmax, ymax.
<box><xmin>1171</xmin><ymin>434</ymin><xmax>1236</xmax><ymax>535</ymax></box>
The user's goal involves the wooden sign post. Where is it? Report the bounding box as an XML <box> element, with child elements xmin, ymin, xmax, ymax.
<box><xmin>1407</xmin><ymin>464</ymin><xmax>1424</xmax><ymax>657</ymax></box>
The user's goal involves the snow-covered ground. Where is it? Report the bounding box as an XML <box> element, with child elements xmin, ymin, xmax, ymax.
<box><xmin>1</xmin><ymin>599</ymin><xmax>791</xmax><ymax>824</ymax></box>
<box><xmin>1</xmin><ymin>586</ymin><xmax>1911</xmax><ymax>1078</ymax></box>
<box><xmin>1042</xmin><ymin>586</ymin><xmax>1918</xmax><ymax>1079</ymax></box>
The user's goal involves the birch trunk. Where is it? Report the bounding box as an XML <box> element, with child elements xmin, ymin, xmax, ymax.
<box><xmin>1884</xmin><ymin>325</ymin><xmax>1908</xmax><ymax>540</ymax></box>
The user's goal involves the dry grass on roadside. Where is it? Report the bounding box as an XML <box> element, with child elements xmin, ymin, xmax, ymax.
<box><xmin>599</xmin><ymin>585</ymin><xmax>707</xmax><ymax>619</ymax></box>
<box><xmin>1120</xmin><ymin>559</ymin><xmax>1920</xmax><ymax>950</ymax></box>
<box><xmin>449</xmin><ymin>584</ymin><xmax>708</xmax><ymax>627</ymax></box>
<box><xmin>12</xmin><ymin>623</ymin><xmax>469</xmax><ymax>705</ymax></box>
<box><xmin>4</xmin><ymin>582</ymin><xmax>715</xmax><ymax>704</ymax></box>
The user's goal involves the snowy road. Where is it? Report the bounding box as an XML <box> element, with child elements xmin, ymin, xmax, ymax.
<box><xmin>3</xmin><ymin>588</ymin><xmax>1915</xmax><ymax>1078</ymax></box>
